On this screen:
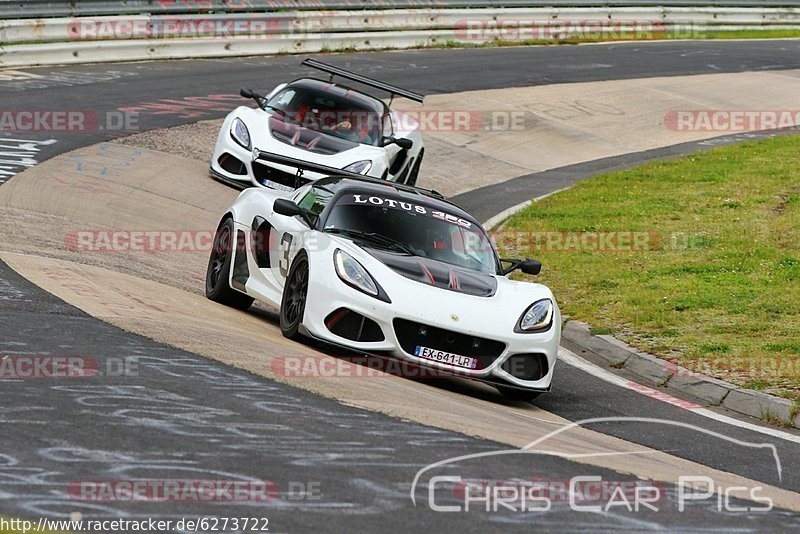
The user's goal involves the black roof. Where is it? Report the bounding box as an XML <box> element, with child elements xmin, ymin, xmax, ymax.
<box><xmin>311</xmin><ymin>177</ymin><xmax>479</xmax><ymax>227</ymax></box>
<box><xmin>286</xmin><ymin>78</ymin><xmax>389</xmax><ymax>116</ymax></box>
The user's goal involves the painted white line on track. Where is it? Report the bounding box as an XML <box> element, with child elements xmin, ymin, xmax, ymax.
<box><xmin>559</xmin><ymin>347</ymin><xmax>800</xmax><ymax>445</ymax></box>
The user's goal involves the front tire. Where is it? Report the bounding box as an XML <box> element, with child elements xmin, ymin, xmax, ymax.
<box><xmin>496</xmin><ymin>385</ymin><xmax>541</xmax><ymax>402</ymax></box>
<box><xmin>280</xmin><ymin>252</ymin><xmax>309</xmax><ymax>340</ymax></box>
<box><xmin>205</xmin><ymin>217</ymin><xmax>254</xmax><ymax>310</ymax></box>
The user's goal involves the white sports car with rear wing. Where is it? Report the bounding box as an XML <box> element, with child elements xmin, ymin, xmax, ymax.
<box><xmin>205</xmin><ymin>153</ymin><xmax>560</xmax><ymax>400</ymax></box>
<box><xmin>210</xmin><ymin>58</ymin><xmax>425</xmax><ymax>191</ymax></box>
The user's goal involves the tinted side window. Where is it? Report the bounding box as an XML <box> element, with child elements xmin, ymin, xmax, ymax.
<box><xmin>270</xmin><ymin>89</ymin><xmax>296</xmax><ymax>110</ymax></box>
<box><xmin>298</xmin><ymin>187</ymin><xmax>334</xmax><ymax>216</ymax></box>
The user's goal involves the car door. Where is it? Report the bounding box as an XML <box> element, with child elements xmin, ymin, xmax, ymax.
<box><xmin>268</xmin><ymin>186</ymin><xmax>332</xmax><ymax>289</ymax></box>
<box><xmin>382</xmin><ymin>113</ymin><xmax>407</xmax><ymax>180</ymax></box>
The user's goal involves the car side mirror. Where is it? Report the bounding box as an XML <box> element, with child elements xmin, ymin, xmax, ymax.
<box><xmin>520</xmin><ymin>259</ymin><xmax>542</xmax><ymax>275</ymax></box>
<box><xmin>394</xmin><ymin>137</ymin><xmax>413</xmax><ymax>150</ymax></box>
<box><xmin>273</xmin><ymin>198</ymin><xmax>301</xmax><ymax>217</ymax></box>
<box><xmin>241</xmin><ymin>87</ymin><xmax>267</xmax><ymax>108</ymax></box>
<box><xmin>382</xmin><ymin>136</ymin><xmax>413</xmax><ymax>150</ymax></box>
<box><xmin>501</xmin><ymin>258</ymin><xmax>542</xmax><ymax>276</ymax></box>
<box><xmin>274</xmin><ymin>198</ymin><xmax>315</xmax><ymax>227</ymax></box>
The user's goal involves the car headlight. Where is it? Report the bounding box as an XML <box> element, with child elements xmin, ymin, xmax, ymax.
<box><xmin>517</xmin><ymin>299</ymin><xmax>554</xmax><ymax>332</ymax></box>
<box><xmin>230</xmin><ymin>118</ymin><xmax>251</xmax><ymax>149</ymax></box>
<box><xmin>334</xmin><ymin>249</ymin><xmax>379</xmax><ymax>296</ymax></box>
<box><xmin>343</xmin><ymin>160</ymin><xmax>372</xmax><ymax>175</ymax></box>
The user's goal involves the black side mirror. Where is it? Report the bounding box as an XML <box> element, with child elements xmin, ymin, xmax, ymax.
<box><xmin>520</xmin><ymin>259</ymin><xmax>542</xmax><ymax>275</ymax></box>
<box><xmin>381</xmin><ymin>136</ymin><xmax>413</xmax><ymax>150</ymax></box>
<box><xmin>501</xmin><ymin>258</ymin><xmax>542</xmax><ymax>276</ymax></box>
<box><xmin>273</xmin><ymin>198</ymin><xmax>301</xmax><ymax>217</ymax></box>
<box><xmin>274</xmin><ymin>198</ymin><xmax>315</xmax><ymax>227</ymax></box>
<box><xmin>241</xmin><ymin>87</ymin><xmax>267</xmax><ymax>108</ymax></box>
<box><xmin>394</xmin><ymin>137</ymin><xmax>413</xmax><ymax>150</ymax></box>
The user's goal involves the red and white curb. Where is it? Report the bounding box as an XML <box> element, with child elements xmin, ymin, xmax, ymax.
<box><xmin>559</xmin><ymin>347</ymin><xmax>800</xmax><ymax>444</ymax></box>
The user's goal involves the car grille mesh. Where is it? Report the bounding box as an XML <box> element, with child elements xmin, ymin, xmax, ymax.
<box><xmin>392</xmin><ymin>318</ymin><xmax>506</xmax><ymax>370</ymax></box>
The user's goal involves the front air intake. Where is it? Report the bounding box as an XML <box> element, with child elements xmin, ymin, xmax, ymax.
<box><xmin>501</xmin><ymin>354</ymin><xmax>549</xmax><ymax>381</ymax></box>
<box><xmin>325</xmin><ymin>308</ymin><xmax>384</xmax><ymax>342</ymax></box>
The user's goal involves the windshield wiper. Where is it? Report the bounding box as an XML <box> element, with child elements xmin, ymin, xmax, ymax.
<box><xmin>326</xmin><ymin>229</ymin><xmax>415</xmax><ymax>255</ymax></box>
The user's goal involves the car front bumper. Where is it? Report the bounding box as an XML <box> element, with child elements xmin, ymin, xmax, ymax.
<box><xmin>301</xmin><ymin>256</ymin><xmax>560</xmax><ymax>391</ymax></box>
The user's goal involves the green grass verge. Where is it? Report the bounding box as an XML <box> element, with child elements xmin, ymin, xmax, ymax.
<box><xmin>501</xmin><ymin>135</ymin><xmax>800</xmax><ymax>400</ymax></box>
<box><xmin>697</xmin><ymin>29</ymin><xmax>800</xmax><ymax>40</ymax></box>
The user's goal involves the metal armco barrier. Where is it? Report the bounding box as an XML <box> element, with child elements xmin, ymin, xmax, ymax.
<box><xmin>2</xmin><ymin>0</ymin><xmax>800</xmax><ymax>19</ymax></box>
<box><xmin>2</xmin><ymin>5</ymin><xmax>800</xmax><ymax>67</ymax></box>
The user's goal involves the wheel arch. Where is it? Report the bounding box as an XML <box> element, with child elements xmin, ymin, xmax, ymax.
<box><xmin>289</xmin><ymin>247</ymin><xmax>310</xmax><ymax>273</ymax></box>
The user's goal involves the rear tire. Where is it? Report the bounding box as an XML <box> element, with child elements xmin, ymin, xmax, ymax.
<box><xmin>205</xmin><ymin>217</ymin><xmax>254</xmax><ymax>310</ymax></box>
<box><xmin>406</xmin><ymin>149</ymin><xmax>424</xmax><ymax>186</ymax></box>
<box><xmin>280</xmin><ymin>252</ymin><xmax>309</xmax><ymax>340</ymax></box>
<box><xmin>497</xmin><ymin>385</ymin><xmax>541</xmax><ymax>402</ymax></box>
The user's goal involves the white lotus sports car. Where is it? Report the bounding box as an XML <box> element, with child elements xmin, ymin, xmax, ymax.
<box><xmin>210</xmin><ymin>58</ymin><xmax>425</xmax><ymax>191</ymax></box>
<box><xmin>205</xmin><ymin>153</ymin><xmax>561</xmax><ymax>400</ymax></box>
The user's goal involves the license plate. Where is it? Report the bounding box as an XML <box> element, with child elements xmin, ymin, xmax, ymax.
<box><xmin>262</xmin><ymin>179</ymin><xmax>294</xmax><ymax>192</ymax></box>
<box><xmin>414</xmin><ymin>346</ymin><xmax>478</xmax><ymax>369</ymax></box>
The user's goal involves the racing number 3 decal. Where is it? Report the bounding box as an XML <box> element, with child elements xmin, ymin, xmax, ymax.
<box><xmin>279</xmin><ymin>233</ymin><xmax>293</xmax><ymax>277</ymax></box>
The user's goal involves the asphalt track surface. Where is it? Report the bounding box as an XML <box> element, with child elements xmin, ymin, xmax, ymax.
<box><xmin>2</xmin><ymin>39</ymin><xmax>800</xmax><ymax>165</ymax></box>
<box><xmin>2</xmin><ymin>41</ymin><xmax>800</xmax><ymax>531</ymax></box>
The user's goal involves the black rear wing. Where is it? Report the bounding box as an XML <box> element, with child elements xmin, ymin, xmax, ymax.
<box><xmin>302</xmin><ymin>58</ymin><xmax>425</xmax><ymax>104</ymax></box>
<box><xmin>255</xmin><ymin>150</ymin><xmax>365</xmax><ymax>181</ymax></box>
<box><xmin>253</xmin><ymin>150</ymin><xmax>443</xmax><ymax>200</ymax></box>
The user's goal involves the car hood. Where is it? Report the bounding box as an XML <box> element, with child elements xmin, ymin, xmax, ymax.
<box><xmin>314</xmin><ymin>233</ymin><xmax>558</xmax><ymax>340</ymax></box>
<box><xmin>268</xmin><ymin>115</ymin><xmax>359</xmax><ymax>155</ymax></box>
<box><xmin>365</xmin><ymin>248</ymin><xmax>498</xmax><ymax>298</ymax></box>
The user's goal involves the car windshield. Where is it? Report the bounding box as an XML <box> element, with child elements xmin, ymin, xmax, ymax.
<box><xmin>323</xmin><ymin>193</ymin><xmax>499</xmax><ymax>274</ymax></box>
<box><xmin>267</xmin><ymin>85</ymin><xmax>383</xmax><ymax>146</ymax></box>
